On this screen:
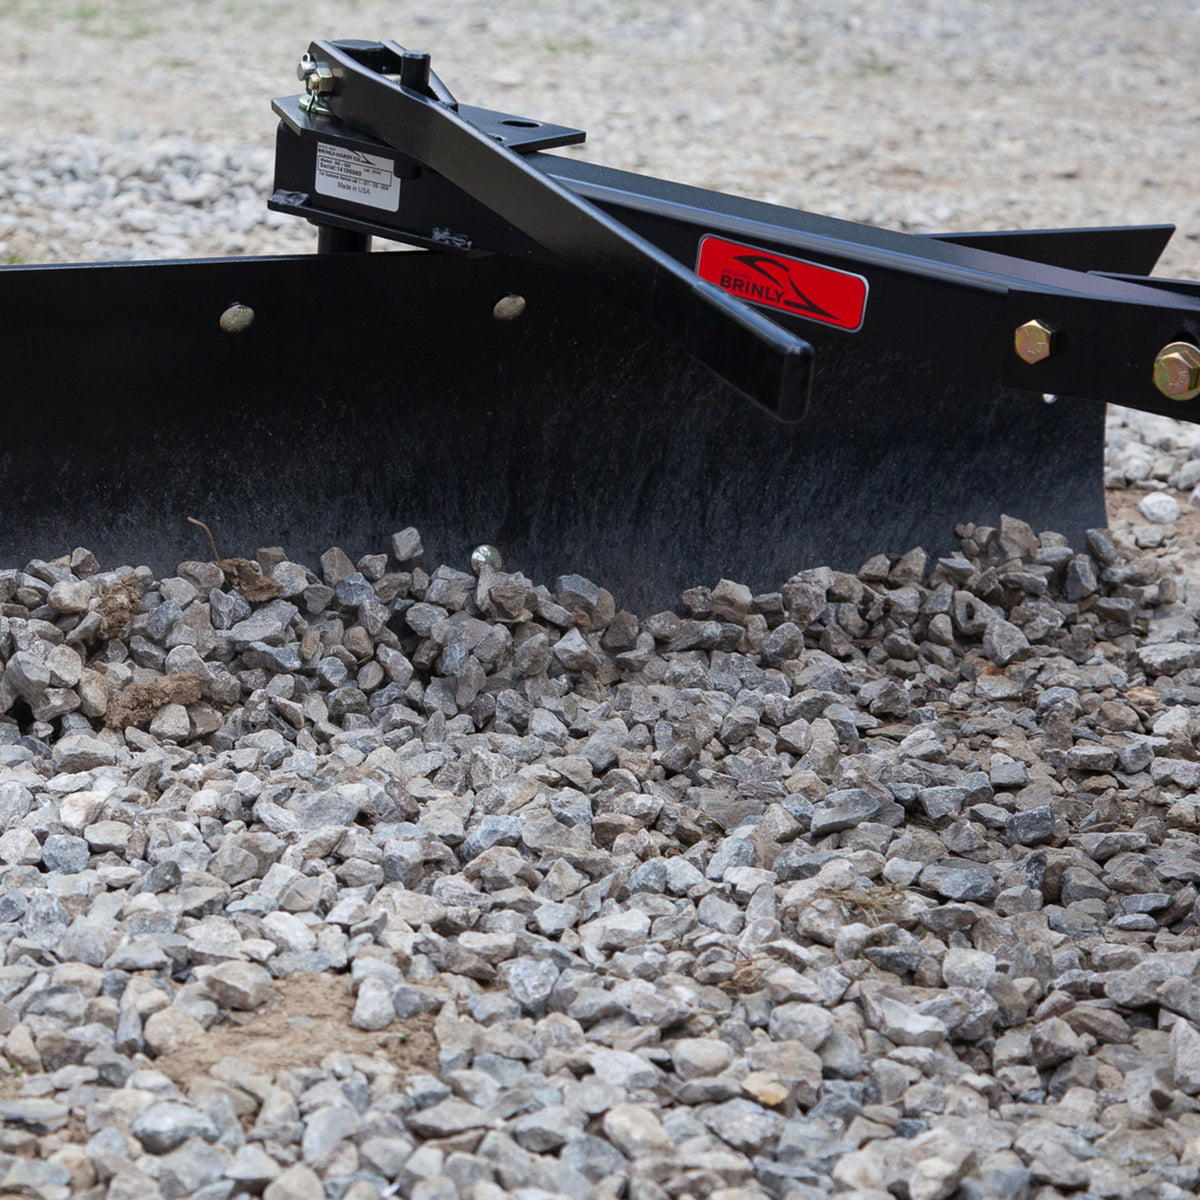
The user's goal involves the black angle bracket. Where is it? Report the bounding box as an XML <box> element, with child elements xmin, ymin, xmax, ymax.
<box><xmin>274</xmin><ymin>39</ymin><xmax>813</xmax><ymax>421</ymax></box>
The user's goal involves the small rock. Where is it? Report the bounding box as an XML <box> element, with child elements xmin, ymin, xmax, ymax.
<box><xmin>982</xmin><ymin>619</ymin><xmax>1029</xmax><ymax>667</ymax></box>
<box><xmin>47</xmin><ymin>578</ymin><xmax>92</xmax><ymax>613</ymax></box>
<box><xmin>301</xmin><ymin>1103</ymin><xmax>361</xmax><ymax>1167</ymax></box>
<box><xmin>810</xmin><ymin>789</ymin><xmax>881</xmax><ymax>836</ymax></box>
<box><xmin>41</xmin><ymin>833</ymin><xmax>89</xmax><ymax>874</ymax></box>
<box><xmin>351</xmin><ymin>978</ymin><xmax>394</xmax><ymax>1031</ymax></box>
<box><xmin>861</xmin><ymin>990</ymin><xmax>946</xmax><ymax>1047</ymax></box>
<box><xmin>132</xmin><ymin>1101</ymin><xmax>218</xmax><ymax>1154</ymax></box>
<box><xmin>672</xmin><ymin>1038</ymin><xmax>733</xmax><ymax>1081</ymax></box>
<box><xmin>1006</xmin><ymin>806</ymin><xmax>1057</xmax><ymax>846</ymax></box>
<box><xmin>144</xmin><ymin>1007</ymin><xmax>207</xmax><ymax>1056</ymax></box>
<box><xmin>0</xmin><ymin>1098</ymin><xmax>69</xmax><ymax>1134</ymax></box>
<box><xmin>602</xmin><ymin>1102</ymin><xmax>673</xmax><ymax>1157</ymax></box>
<box><xmin>52</xmin><ymin>732</ymin><xmax>116</xmax><ymax>772</ymax></box>
<box><xmin>226</xmin><ymin>1144</ymin><xmax>282</xmax><ymax>1189</ymax></box>
<box><xmin>392</xmin><ymin>527</ymin><xmax>423</xmax><ymax>561</ymax></box>
<box><xmin>1138</xmin><ymin>642</ymin><xmax>1200</xmax><ymax>676</ymax></box>
<box><xmin>264</xmin><ymin>1162</ymin><xmax>324</xmax><ymax>1200</ymax></box>
<box><xmin>203</xmin><ymin>962</ymin><xmax>274</xmax><ymax>1010</ymax></box>
<box><xmin>702</xmin><ymin>1097</ymin><xmax>782</xmax><ymax>1153</ymax></box>
<box><xmin>1030</xmin><ymin>1017</ymin><xmax>1086</xmax><ymax>1068</ymax></box>
<box><xmin>149</xmin><ymin>702</ymin><xmax>191</xmax><ymax>741</ymax></box>
<box><xmin>406</xmin><ymin>1098</ymin><xmax>491</xmax><ymax>1138</ymax></box>
<box><xmin>920</xmin><ymin>862</ymin><xmax>999</xmax><ymax>903</ymax></box>
<box><xmin>507</xmin><ymin>957</ymin><xmax>561</xmax><ymax>1014</ymax></box>
<box><xmin>578</xmin><ymin>909</ymin><xmax>651</xmax><ymax>950</ymax></box>
<box><xmin>1172</xmin><ymin>1017</ymin><xmax>1200</xmax><ymax>1094</ymax></box>
<box><xmin>1139</xmin><ymin>492</ymin><xmax>1180</xmax><ymax>523</ymax></box>
<box><xmin>941</xmin><ymin>948</ymin><xmax>996</xmax><ymax>990</ymax></box>
<box><xmin>552</xmin><ymin>628</ymin><xmax>602</xmax><ymax>672</ymax></box>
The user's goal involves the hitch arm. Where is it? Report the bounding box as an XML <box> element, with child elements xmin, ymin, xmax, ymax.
<box><xmin>292</xmin><ymin>39</ymin><xmax>814</xmax><ymax>421</ymax></box>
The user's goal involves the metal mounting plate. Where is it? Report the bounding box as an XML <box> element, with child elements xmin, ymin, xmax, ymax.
<box><xmin>273</xmin><ymin>93</ymin><xmax>586</xmax><ymax>155</ymax></box>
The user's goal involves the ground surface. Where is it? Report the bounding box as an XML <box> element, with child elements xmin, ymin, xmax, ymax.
<box><xmin>6</xmin><ymin>6</ymin><xmax>1200</xmax><ymax>1200</ymax></box>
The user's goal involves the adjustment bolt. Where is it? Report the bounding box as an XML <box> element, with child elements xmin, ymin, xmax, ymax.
<box><xmin>1153</xmin><ymin>341</ymin><xmax>1200</xmax><ymax>401</ymax></box>
<box><xmin>470</xmin><ymin>545</ymin><xmax>503</xmax><ymax>574</ymax></box>
<box><xmin>1014</xmin><ymin>319</ymin><xmax>1056</xmax><ymax>364</ymax></box>
<box><xmin>302</xmin><ymin>62</ymin><xmax>336</xmax><ymax>96</ymax></box>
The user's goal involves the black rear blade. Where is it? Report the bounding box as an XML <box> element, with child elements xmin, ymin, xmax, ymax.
<box><xmin>0</xmin><ymin>252</ymin><xmax>1104</xmax><ymax>611</ymax></box>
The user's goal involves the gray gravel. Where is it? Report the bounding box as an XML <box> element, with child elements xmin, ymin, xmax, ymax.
<box><xmin>2</xmin><ymin>509</ymin><xmax>1200</xmax><ymax>1200</ymax></box>
<box><xmin>8</xmin><ymin>3</ymin><xmax>1200</xmax><ymax>1199</ymax></box>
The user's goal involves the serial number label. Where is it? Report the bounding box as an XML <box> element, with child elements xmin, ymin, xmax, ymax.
<box><xmin>314</xmin><ymin>143</ymin><xmax>400</xmax><ymax>211</ymax></box>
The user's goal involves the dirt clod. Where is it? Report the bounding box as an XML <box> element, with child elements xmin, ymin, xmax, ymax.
<box><xmin>153</xmin><ymin>972</ymin><xmax>439</xmax><ymax>1088</ymax></box>
<box><xmin>104</xmin><ymin>671</ymin><xmax>203</xmax><ymax>729</ymax></box>
<box><xmin>94</xmin><ymin>576</ymin><xmax>144</xmax><ymax>638</ymax></box>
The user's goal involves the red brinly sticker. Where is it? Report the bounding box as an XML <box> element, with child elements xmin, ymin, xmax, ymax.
<box><xmin>697</xmin><ymin>235</ymin><xmax>868</xmax><ymax>332</ymax></box>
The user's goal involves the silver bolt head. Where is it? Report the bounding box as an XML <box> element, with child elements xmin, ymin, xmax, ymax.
<box><xmin>296</xmin><ymin>53</ymin><xmax>316</xmax><ymax>81</ymax></box>
<box><xmin>493</xmin><ymin>294</ymin><xmax>526</xmax><ymax>322</ymax></box>
<box><xmin>470</xmin><ymin>545</ymin><xmax>503</xmax><ymax>574</ymax></box>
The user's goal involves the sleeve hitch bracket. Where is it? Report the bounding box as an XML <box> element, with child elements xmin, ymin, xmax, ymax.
<box><xmin>277</xmin><ymin>39</ymin><xmax>813</xmax><ymax>421</ymax></box>
<box><xmin>269</xmin><ymin>38</ymin><xmax>1200</xmax><ymax>425</ymax></box>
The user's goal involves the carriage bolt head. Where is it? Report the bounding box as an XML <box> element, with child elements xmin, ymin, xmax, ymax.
<box><xmin>219</xmin><ymin>303</ymin><xmax>254</xmax><ymax>333</ymax></box>
<box><xmin>1014</xmin><ymin>319</ymin><xmax>1055</xmax><ymax>364</ymax></box>
<box><xmin>470</xmin><ymin>545</ymin><xmax>503</xmax><ymax>574</ymax></box>
<box><xmin>1153</xmin><ymin>341</ymin><xmax>1200</xmax><ymax>401</ymax></box>
<box><xmin>493</xmin><ymin>294</ymin><xmax>526</xmax><ymax>321</ymax></box>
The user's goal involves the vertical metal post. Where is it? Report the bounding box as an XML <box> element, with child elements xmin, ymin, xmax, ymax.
<box><xmin>317</xmin><ymin>226</ymin><xmax>373</xmax><ymax>253</ymax></box>
<box><xmin>399</xmin><ymin>49</ymin><xmax>432</xmax><ymax>91</ymax></box>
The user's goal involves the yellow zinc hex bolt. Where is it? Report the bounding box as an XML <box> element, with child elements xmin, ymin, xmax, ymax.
<box><xmin>1014</xmin><ymin>319</ymin><xmax>1056</xmax><ymax>364</ymax></box>
<box><xmin>1153</xmin><ymin>342</ymin><xmax>1200</xmax><ymax>402</ymax></box>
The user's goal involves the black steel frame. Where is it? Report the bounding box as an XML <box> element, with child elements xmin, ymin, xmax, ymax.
<box><xmin>269</xmin><ymin>38</ymin><xmax>1200</xmax><ymax>424</ymax></box>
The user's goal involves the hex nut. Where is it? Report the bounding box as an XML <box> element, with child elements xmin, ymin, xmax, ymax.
<box><xmin>1014</xmin><ymin>319</ymin><xmax>1055</xmax><ymax>364</ymax></box>
<box><xmin>307</xmin><ymin>64</ymin><xmax>336</xmax><ymax>96</ymax></box>
<box><xmin>1153</xmin><ymin>341</ymin><xmax>1200</xmax><ymax>402</ymax></box>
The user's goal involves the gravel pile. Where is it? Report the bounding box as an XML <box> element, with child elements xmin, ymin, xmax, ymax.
<box><xmin>1107</xmin><ymin>409</ymin><xmax>1200</xmax><ymax>512</ymax></box>
<box><xmin>4</xmin><ymin>505</ymin><xmax>1200</xmax><ymax>1199</ymax></box>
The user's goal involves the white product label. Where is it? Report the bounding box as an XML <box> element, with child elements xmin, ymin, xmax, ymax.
<box><xmin>314</xmin><ymin>142</ymin><xmax>400</xmax><ymax>211</ymax></box>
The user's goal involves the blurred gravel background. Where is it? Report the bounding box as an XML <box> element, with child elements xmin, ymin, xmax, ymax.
<box><xmin>2</xmin><ymin>0</ymin><xmax>1199</xmax><ymax>277</ymax></box>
